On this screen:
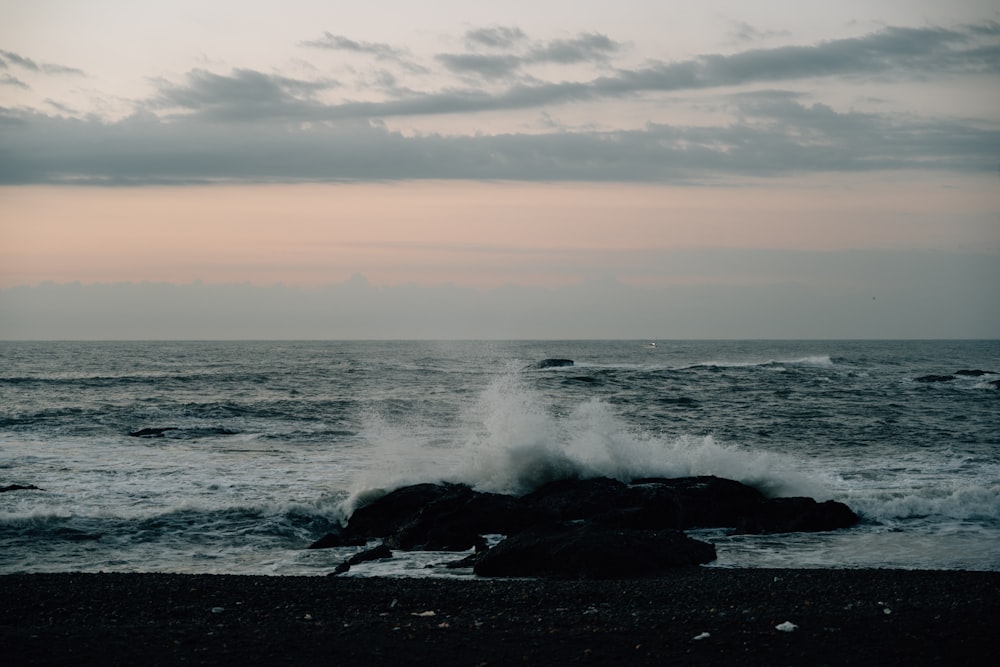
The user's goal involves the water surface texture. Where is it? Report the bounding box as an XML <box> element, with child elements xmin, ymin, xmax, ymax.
<box><xmin>2</xmin><ymin>340</ymin><xmax>997</xmax><ymax>575</ymax></box>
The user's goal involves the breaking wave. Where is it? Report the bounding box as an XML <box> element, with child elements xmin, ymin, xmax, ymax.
<box><xmin>351</xmin><ymin>370</ymin><xmax>829</xmax><ymax>504</ymax></box>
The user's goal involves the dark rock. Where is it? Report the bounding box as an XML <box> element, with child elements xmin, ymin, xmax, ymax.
<box><xmin>518</xmin><ymin>476</ymin><xmax>768</xmax><ymax>530</ymax></box>
<box><xmin>128</xmin><ymin>427</ymin><xmax>179</xmax><ymax>437</ymax></box>
<box><xmin>955</xmin><ymin>369</ymin><xmax>996</xmax><ymax>377</ymax></box>
<box><xmin>990</xmin><ymin>379</ymin><xmax>1000</xmax><ymax>389</ymax></box>
<box><xmin>307</xmin><ymin>529</ymin><xmax>367</xmax><ymax>549</ymax></box>
<box><xmin>348</xmin><ymin>543</ymin><xmax>393</xmax><ymax>564</ymax></box>
<box><xmin>330</xmin><ymin>544</ymin><xmax>394</xmax><ymax>576</ymax></box>
<box><xmin>914</xmin><ymin>375</ymin><xmax>955</xmax><ymax>383</ymax></box>
<box><xmin>390</xmin><ymin>489</ymin><xmax>531</xmax><ymax>551</ymax></box>
<box><xmin>347</xmin><ymin>483</ymin><xmax>533</xmax><ymax>551</ymax></box>
<box><xmin>531</xmin><ymin>358</ymin><xmax>574</xmax><ymax>369</ymax></box>
<box><xmin>732</xmin><ymin>497</ymin><xmax>860</xmax><ymax>535</ymax></box>
<box><xmin>521</xmin><ymin>477</ymin><xmax>635</xmax><ymax>522</ymax></box>
<box><xmin>346</xmin><ymin>483</ymin><xmax>466</xmax><ymax>539</ymax></box>
<box><xmin>629</xmin><ymin>476</ymin><xmax>768</xmax><ymax>529</ymax></box>
<box><xmin>473</xmin><ymin>523</ymin><xmax>716</xmax><ymax>578</ymax></box>
<box><xmin>441</xmin><ymin>552</ymin><xmax>482</xmax><ymax>569</ymax></box>
<box><xmin>1</xmin><ymin>484</ymin><xmax>42</xmax><ymax>493</ymax></box>
<box><xmin>339</xmin><ymin>475</ymin><xmax>861</xmax><ymax>564</ymax></box>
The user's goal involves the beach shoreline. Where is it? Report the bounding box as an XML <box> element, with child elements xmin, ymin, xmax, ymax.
<box><xmin>3</xmin><ymin>568</ymin><xmax>997</xmax><ymax>665</ymax></box>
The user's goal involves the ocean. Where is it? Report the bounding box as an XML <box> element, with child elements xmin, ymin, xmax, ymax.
<box><xmin>2</xmin><ymin>340</ymin><xmax>998</xmax><ymax>576</ymax></box>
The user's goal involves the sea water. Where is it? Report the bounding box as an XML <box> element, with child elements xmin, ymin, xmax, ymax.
<box><xmin>1</xmin><ymin>340</ymin><xmax>998</xmax><ymax>575</ymax></box>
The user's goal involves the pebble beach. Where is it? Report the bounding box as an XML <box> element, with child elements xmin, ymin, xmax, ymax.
<box><xmin>4</xmin><ymin>569</ymin><xmax>998</xmax><ymax>665</ymax></box>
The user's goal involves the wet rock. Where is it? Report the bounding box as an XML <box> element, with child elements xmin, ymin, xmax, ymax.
<box><xmin>628</xmin><ymin>476</ymin><xmax>768</xmax><ymax>529</ymax></box>
<box><xmin>521</xmin><ymin>477</ymin><xmax>635</xmax><ymax>522</ymax></box>
<box><xmin>307</xmin><ymin>529</ymin><xmax>367</xmax><ymax>549</ymax></box>
<box><xmin>954</xmin><ymin>369</ymin><xmax>996</xmax><ymax>377</ymax></box>
<box><xmin>732</xmin><ymin>497</ymin><xmax>860</xmax><ymax>535</ymax></box>
<box><xmin>474</xmin><ymin>523</ymin><xmax>716</xmax><ymax>578</ymax></box>
<box><xmin>330</xmin><ymin>544</ymin><xmax>393</xmax><ymax>575</ymax></box>
<box><xmin>346</xmin><ymin>483</ymin><xmax>467</xmax><ymax>539</ymax></box>
<box><xmin>341</xmin><ymin>475</ymin><xmax>858</xmax><ymax>553</ymax></box>
<box><xmin>388</xmin><ymin>488</ymin><xmax>530</xmax><ymax>551</ymax></box>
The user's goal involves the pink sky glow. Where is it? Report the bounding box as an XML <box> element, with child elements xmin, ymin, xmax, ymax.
<box><xmin>3</xmin><ymin>178</ymin><xmax>995</xmax><ymax>289</ymax></box>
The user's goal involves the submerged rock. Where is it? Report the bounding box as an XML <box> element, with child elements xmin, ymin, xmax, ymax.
<box><xmin>128</xmin><ymin>427</ymin><xmax>179</xmax><ymax>437</ymax></box>
<box><xmin>1</xmin><ymin>483</ymin><xmax>42</xmax><ymax>493</ymax></box>
<box><xmin>531</xmin><ymin>358</ymin><xmax>574</xmax><ymax>369</ymax></box>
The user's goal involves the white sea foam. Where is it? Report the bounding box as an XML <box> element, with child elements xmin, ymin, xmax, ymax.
<box><xmin>351</xmin><ymin>369</ymin><xmax>829</xmax><ymax>504</ymax></box>
<box><xmin>848</xmin><ymin>482</ymin><xmax>1000</xmax><ymax>523</ymax></box>
<box><xmin>682</xmin><ymin>354</ymin><xmax>833</xmax><ymax>370</ymax></box>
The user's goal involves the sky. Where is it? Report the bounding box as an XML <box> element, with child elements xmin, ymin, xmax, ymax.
<box><xmin>1</xmin><ymin>1</ymin><xmax>998</xmax><ymax>339</ymax></box>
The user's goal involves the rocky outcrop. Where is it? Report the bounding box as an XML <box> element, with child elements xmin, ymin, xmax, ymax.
<box><xmin>341</xmin><ymin>476</ymin><xmax>858</xmax><ymax>546</ymax></box>
<box><xmin>328</xmin><ymin>475</ymin><xmax>860</xmax><ymax>577</ymax></box>
<box><xmin>473</xmin><ymin>523</ymin><xmax>716</xmax><ymax>578</ymax></box>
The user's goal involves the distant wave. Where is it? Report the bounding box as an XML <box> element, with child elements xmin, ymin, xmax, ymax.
<box><xmin>683</xmin><ymin>355</ymin><xmax>834</xmax><ymax>370</ymax></box>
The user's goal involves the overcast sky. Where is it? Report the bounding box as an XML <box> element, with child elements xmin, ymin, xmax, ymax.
<box><xmin>1</xmin><ymin>1</ymin><xmax>998</xmax><ymax>339</ymax></box>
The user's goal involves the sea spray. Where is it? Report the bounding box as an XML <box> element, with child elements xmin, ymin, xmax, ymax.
<box><xmin>349</xmin><ymin>367</ymin><xmax>829</xmax><ymax>506</ymax></box>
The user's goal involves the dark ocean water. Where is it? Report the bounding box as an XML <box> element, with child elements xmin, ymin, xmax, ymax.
<box><xmin>1</xmin><ymin>340</ymin><xmax>998</xmax><ymax>575</ymax></box>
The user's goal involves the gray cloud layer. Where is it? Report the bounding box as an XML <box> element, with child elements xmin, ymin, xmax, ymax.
<box><xmin>2</xmin><ymin>21</ymin><xmax>998</xmax><ymax>185</ymax></box>
<box><xmin>3</xmin><ymin>91</ymin><xmax>995</xmax><ymax>185</ymax></box>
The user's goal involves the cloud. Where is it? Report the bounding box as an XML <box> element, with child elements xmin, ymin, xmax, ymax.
<box><xmin>465</xmin><ymin>26</ymin><xmax>528</xmax><ymax>49</ymax></box>
<box><xmin>435</xmin><ymin>53</ymin><xmax>523</xmax><ymax>80</ymax></box>
<box><xmin>438</xmin><ymin>30</ymin><xmax>623</xmax><ymax>80</ymax></box>
<box><xmin>300</xmin><ymin>31</ymin><xmax>412</xmax><ymax>62</ymax></box>
<box><xmin>728</xmin><ymin>21</ymin><xmax>791</xmax><ymax>44</ymax></box>
<box><xmin>0</xmin><ymin>49</ymin><xmax>84</xmax><ymax>76</ymax></box>
<box><xmin>3</xmin><ymin>89</ymin><xmax>997</xmax><ymax>186</ymax></box>
<box><xmin>149</xmin><ymin>68</ymin><xmax>339</xmax><ymax>121</ymax></box>
<box><xmin>527</xmin><ymin>32</ymin><xmax>622</xmax><ymax>64</ymax></box>
<box><xmin>296</xmin><ymin>21</ymin><xmax>998</xmax><ymax>119</ymax></box>
<box><xmin>1</xmin><ymin>73</ymin><xmax>29</xmax><ymax>89</ymax></box>
<box><xmin>1</xmin><ymin>20</ymin><xmax>998</xmax><ymax>185</ymax></box>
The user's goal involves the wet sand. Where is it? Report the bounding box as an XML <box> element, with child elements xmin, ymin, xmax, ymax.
<box><xmin>3</xmin><ymin>569</ymin><xmax>997</xmax><ymax>665</ymax></box>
